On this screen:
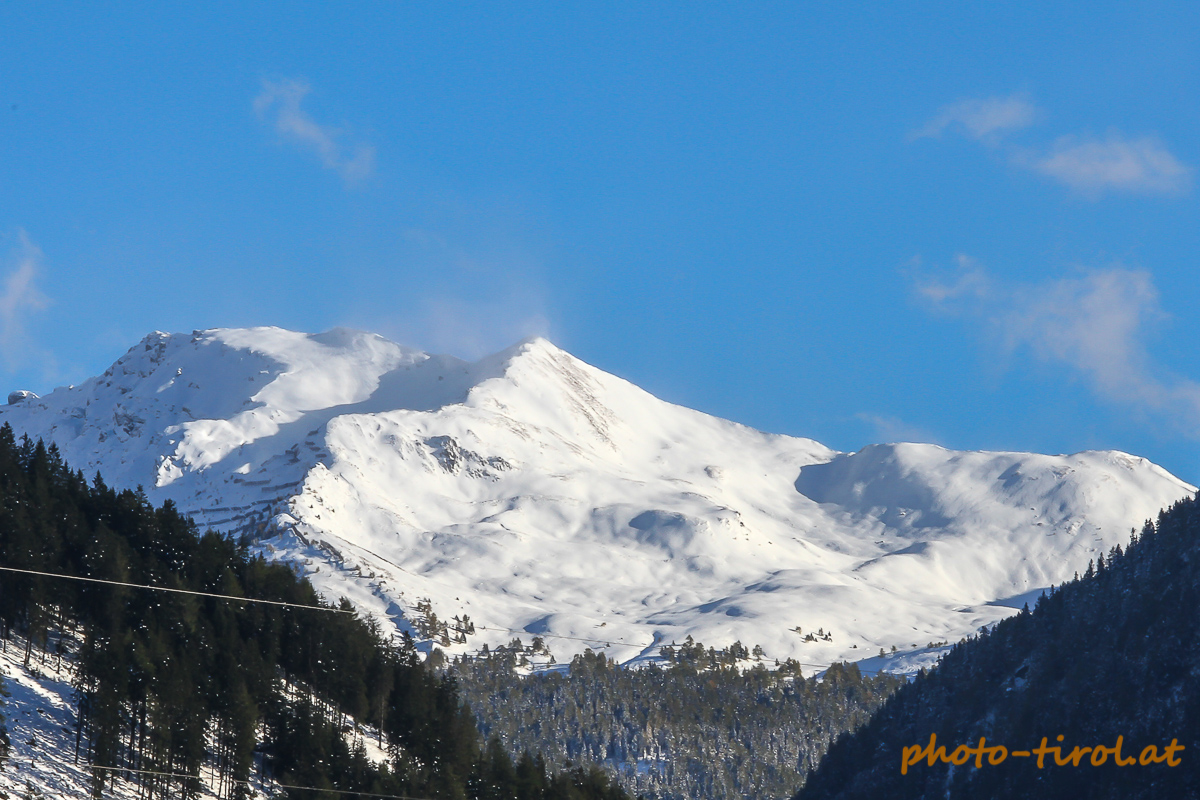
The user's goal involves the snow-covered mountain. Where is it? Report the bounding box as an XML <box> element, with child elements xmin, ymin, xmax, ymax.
<box><xmin>1</xmin><ymin>327</ymin><xmax>1192</xmax><ymax>670</ymax></box>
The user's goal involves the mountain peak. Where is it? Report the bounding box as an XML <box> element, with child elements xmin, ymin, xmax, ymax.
<box><xmin>477</xmin><ymin>334</ymin><xmax>575</xmax><ymax>373</ymax></box>
<box><xmin>0</xmin><ymin>325</ymin><xmax>1191</xmax><ymax>669</ymax></box>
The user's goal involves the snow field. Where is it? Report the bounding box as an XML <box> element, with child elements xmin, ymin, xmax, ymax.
<box><xmin>1</xmin><ymin>328</ymin><xmax>1191</xmax><ymax>676</ymax></box>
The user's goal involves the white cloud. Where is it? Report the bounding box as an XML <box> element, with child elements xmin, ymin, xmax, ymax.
<box><xmin>915</xmin><ymin>259</ymin><xmax>1200</xmax><ymax>437</ymax></box>
<box><xmin>254</xmin><ymin>79</ymin><xmax>375</xmax><ymax>183</ymax></box>
<box><xmin>913</xmin><ymin>253</ymin><xmax>990</xmax><ymax>304</ymax></box>
<box><xmin>1000</xmin><ymin>269</ymin><xmax>1179</xmax><ymax>410</ymax></box>
<box><xmin>913</xmin><ymin>95</ymin><xmax>1037</xmax><ymax>143</ymax></box>
<box><xmin>0</xmin><ymin>231</ymin><xmax>50</xmax><ymax>371</ymax></box>
<box><xmin>915</xmin><ymin>95</ymin><xmax>1190</xmax><ymax>199</ymax></box>
<box><xmin>1026</xmin><ymin>133</ymin><xmax>1191</xmax><ymax>197</ymax></box>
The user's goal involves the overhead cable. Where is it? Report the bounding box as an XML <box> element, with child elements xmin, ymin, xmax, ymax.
<box><xmin>86</xmin><ymin>763</ymin><xmax>434</xmax><ymax>800</ymax></box>
<box><xmin>0</xmin><ymin>564</ymin><xmax>353</xmax><ymax>614</ymax></box>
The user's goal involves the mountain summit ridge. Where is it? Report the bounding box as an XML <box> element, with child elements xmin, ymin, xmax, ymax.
<box><xmin>1</xmin><ymin>327</ymin><xmax>1191</xmax><ymax>669</ymax></box>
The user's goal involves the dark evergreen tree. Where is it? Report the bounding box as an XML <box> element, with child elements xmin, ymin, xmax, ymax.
<box><xmin>0</xmin><ymin>424</ymin><xmax>632</xmax><ymax>800</ymax></box>
<box><xmin>794</xmin><ymin>497</ymin><xmax>1200</xmax><ymax>800</ymax></box>
<box><xmin>450</xmin><ymin>642</ymin><xmax>902</xmax><ymax>799</ymax></box>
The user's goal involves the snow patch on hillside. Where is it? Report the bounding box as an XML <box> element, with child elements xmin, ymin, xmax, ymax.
<box><xmin>0</xmin><ymin>327</ymin><xmax>1192</xmax><ymax>675</ymax></box>
<box><xmin>0</xmin><ymin>633</ymin><xmax>289</xmax><ymax>799</ymax></box>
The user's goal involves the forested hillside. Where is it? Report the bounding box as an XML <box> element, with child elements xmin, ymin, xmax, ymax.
<box><xmin>451</xmin><ymin>643</ymin><xmax>902</xmax><ymax>800</ymax></box>
<box><xmin>0</xmin><ymin>423</ymin><xmax>630</xmax><ymax>800</ymax></box>
<box><xmin>794</xmin><ymin>496</ymin><xmax>1200</xmax><ymax>800</ymax></box>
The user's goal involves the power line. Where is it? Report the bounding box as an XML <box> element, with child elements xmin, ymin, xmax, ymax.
<box><xmin>274</xmin><ymin>781</ymin><xmax>434</xmax><ymax>799</ymax></box>
<box><xmin>86</xmin><ymin>763</ymin><xmax>436</xmax><ymax>800</ymax></box>
<box><xmin>0</xmin><ymin>565</ymin><xmax>353</xmax><ymax>614</ymax></box>
<box><xmin>0</xmin><ymin>566</ymin><xmax>896</xmax><ymax>673</ymax></box>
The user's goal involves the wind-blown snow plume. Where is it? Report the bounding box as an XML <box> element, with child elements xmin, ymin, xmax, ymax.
<box><xmin>0</xmin><ymin>230</ymin><xmax>50</xmax><ymax>370</ymax></box>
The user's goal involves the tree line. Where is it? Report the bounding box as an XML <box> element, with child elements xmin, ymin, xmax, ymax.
<box><xmin>0</xmin><ymin>424</ymin><xmax>631</xmax><ymax>800</ymax></box>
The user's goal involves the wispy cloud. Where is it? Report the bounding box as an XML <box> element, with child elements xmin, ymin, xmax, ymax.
<box><xmin>254</xmin><ymin>79</ymin><xmax>375</xmax><ymax>183</ymax></box>
<box><xmin>0</xmin><ymin>231</ymin><xmax>51</xmax><ymax>371</ymax></box>
<box><xmin>912</xmin><ymin>94</ymin><xmax>1037</xmax><ymax>143</ymax></box>
<box><xmin>912</xmin><ymin>253</ymin><xmax>990</xmax><ymax>304</ymax></box>
<box><xmin>916</xmin><ymin>258</ymin><xmax>1200</xmax><ymax>437</ymax></box>
<box><xmin>914</xmin><ymin>94</ymin><xmax>1190</xmax><ymax>199</ymax></box>
<box><xmin>1024</xmin><ymin>133</ymin><xmax>1191</xmax><ymax>198</ymax></box>
<box><xmin>1000</xmin><ymin>270</ymin><xmax>1179</xmax><ymax>412</ymax></box>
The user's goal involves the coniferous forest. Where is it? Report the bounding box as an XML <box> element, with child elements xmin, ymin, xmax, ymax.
<box><xmin>8</xmin><ymin>410</ymin><xmax>1194</xmax><ymax>800</ymax></box>
<box><xmin>450</xmin><ymin>644</ymin><xmax>902</xmax><ymax>800</ymax></box>
<box><xmin>0</xmin><ymin>423</ymin><xmax>630</xmax><ymax>800</ymax></box>
<box><xmin>794</xmin><ymin>496</ymin><xmax>1200</xmax><ymax>800</ymax></box>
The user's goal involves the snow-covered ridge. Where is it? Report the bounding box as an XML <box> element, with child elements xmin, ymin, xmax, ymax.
<box><xmin>1</xmin><ymin>327</ymin><xmax>1193</xmax><ymax>670</ymax></box>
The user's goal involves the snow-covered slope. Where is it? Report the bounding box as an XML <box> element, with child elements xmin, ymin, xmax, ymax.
<box><xmin>1</xmin><ymin>328</ymin><xmax>1192</xmax><ymax>670</ymax></box>
<box><xmin>0</xmin><ymin>630</ymin><xmax>377</xmax><ymax>799</ymax></box>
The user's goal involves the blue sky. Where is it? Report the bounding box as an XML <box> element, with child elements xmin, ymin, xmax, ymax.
<box><xmin>3</xmin><ymin>3</ymin><xmax>1200</xmax><ymax>483</ymax></box>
